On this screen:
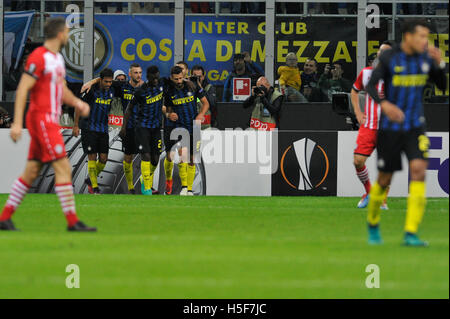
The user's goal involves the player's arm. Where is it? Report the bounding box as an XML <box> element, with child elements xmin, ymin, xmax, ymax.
<box><xmin>10</xmin><ymin>73</ymin><xmax>36</xmax><ymax>142</ymax></box>
<box><xmin>427</xmin><ymin>46</ymin><xmax>447</xmax><ymax>91</ymax></box>
<box><xmin>351</xmin><ymin>71</ymin><xmax>365</xmax><ymax>125</ymax></box>
<box><xmin>195</xmin><ymin>87</ymin><xmax>209</xmax><ymax>122</ymax></box>
<box><xmin>80</xmin><ymin>77</ymin><xmax>101</xmax><ymax>94</ymax></box>
<box><xmin>63</xmin><ymin>82</ymin><xmax>90</xmax><ymax>116</ymax></box>
<box><xmin>120</xmin><ymin>97</ymin><xmax>136</xmax><ymax>138</ymax></box>
<box><xmin>163</xmin><ymin>92</ymin><xmax>178</xmax><ymax>122</ymax></box>
<box><xmin>366</xmin><ymin>51</ymin><xmax>404</xmax><ymax>123</ymax></box>
<box><xmin>72</xmin><ymin>90</ymin><xmax>91</xmax><ymax>137</ymax></box>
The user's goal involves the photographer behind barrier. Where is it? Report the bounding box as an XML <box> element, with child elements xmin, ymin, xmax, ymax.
<box><xmin>190</xmin><ymin>65</ymin><xmax>217</xmax><ymax>129</ymax></box>
<box><xmin>318</xmin><ymin>61</ymin><xmax>353</xmax><ymax>102</ymax></box>
<box><xmin>243</xmin><ymin>77</ymin><xmax>284</xmax><ymax>131</ymax></box>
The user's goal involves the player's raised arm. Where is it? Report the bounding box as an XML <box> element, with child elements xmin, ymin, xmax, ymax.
<box><xmin>427</xmin><ymin>46</ymin><xmax>447</xmax><ymax>91</ymax></box>
<box><xmin>80</xmin><ymin>77</ymin><xmax>101</xmax><ymax>94</ymax></box>
<box><xmin>10</xmin><ymin>73</ymin><xmax>37</xmax><ymax>142</ymax></box>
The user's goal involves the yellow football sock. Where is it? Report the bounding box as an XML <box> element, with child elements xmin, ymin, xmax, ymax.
<box><xmin>141</xmin><ymin>161</ymin><xmax>151</xmax><ymax>191</ymax></box>
<box><xmin>187</xmin><ymin>164</ymin><xmax>196</xmax><ymax>191</ymax></box>
<box><xmin>405</xmin><ymin>181</ymin><xmax>426</xmax><ymax>234</ymax></box>
<box><xmin>123</xmin><ymin>160</ymin><xmax>134</xmax><ymax>190</ymax></box>
<box><xmin>96</xmin><ymin>160</ymin><xmax>106</xmax><ymax>176</ymax></box>
<box><xmin>88</xmin><ymin>160</ymin><xmax>98</xmax><ymax>188</ymax></box>
<box><xmin>178</xmin><ymin>162</ymin><xmax>188</xmax><ymax>187</ymax></box>
<box><xmin>367</xmin><ymin>182</ymin><xmax>387</xmax><ymax>226</ymax></box>
<box><xmin>164</xmin><ymin>158</ymin><xmax>174</xmax><ymax>181</ymax></box>
<box><xmin>149</xmin><ymin>163</ymin><xmax>157</xmax><ymax>189</ymax></box>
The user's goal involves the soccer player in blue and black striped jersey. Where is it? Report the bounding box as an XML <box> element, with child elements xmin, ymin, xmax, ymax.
<box><xmin>121</xmin><ymin>66</ymin><xmax>164</xmax><ymax>195</ymax></box>
<box><xmin>365</xmin><ymin>19</ymin><xmax>447</xmax><ymax>246</ymax></box>
<box><xmin>74</xmin><ymin>68</ymin><xmax>120</xmax><ymax>194</ymax></box>
<box><xmin>81</xmin><ymin>63</ymin><xmax>144</xmax><ymax>194</ymax></box>
<box><xmin>163</xmin><ymin>66</ymin><xmax>210</xmax><ymax>195</ymax></box>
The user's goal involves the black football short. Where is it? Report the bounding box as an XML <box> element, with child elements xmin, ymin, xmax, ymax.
<box><xmin>163</xmin><ymin>127</ymin><xmax>200</xmax><ymax>156</ymax></box>
<box><xmin>81</xmin><ymin>130</ymin><xmax>109</xmax><ymax>154</ymax></box>
<box><xmin>121</xmin><ymin>128</ymin><xmax>137</xmax><ymax>155</ymax></box>
<box><xmin>376</xmin><ymin>128</ymin><xmax>429</xmax><ymax>172</ymax></box>
<box><xmin>135</xmin><ymin>127</ymin><xmax>162</xmax><ymax>155</ymax></box>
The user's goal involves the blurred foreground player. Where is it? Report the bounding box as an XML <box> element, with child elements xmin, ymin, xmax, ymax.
<box><xmin>351</xmin><ymin>40</ymin><xmax>393</xmax><ymax>209</ymax></box>
<box><xmin>365</xmin><ymin>19</ymin><xmax>447</xmax><ymax>246</ymax></box>
<box><xmin>0</xmin><ymin>18</ymin><xmax>96</xmax><ymax>231</ymax></box>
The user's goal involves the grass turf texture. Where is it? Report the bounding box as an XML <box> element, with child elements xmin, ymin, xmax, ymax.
<box><xmin>0</xmin><ymin>194</ymin><xmax>448</xmax><ymax>299</ymax></box>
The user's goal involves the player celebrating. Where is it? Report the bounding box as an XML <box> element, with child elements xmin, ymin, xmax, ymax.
<box><xmin>121</xmin><ymin>66</ymin><xmax>164</xmax><ymax>195</ymax></box>
<box><xmin>365</xmin><ymin>19</ymin><xmax>447</xmax><ymax>246</ymax></box>
<box><xmin>351</xmin><ymin>40</ymin><xmax>393</xmax><ymax>209</ymax></box>
<box><xmin>73</xmin><ymin>68</ymin><xmax>117</xmax><ymax>194</ymax></box>
<box><xmin>163</xmin><ymin>66</ymin><xmax>209</xmax><ymax>195</ymax></box>
<box><xmin>0</xmin><ymin>18</ymin><xmax>96</xmax><ymax>231</ymax></box>
<box><xmin>82</xmin><ymin>63</ymin><xmax>144</xmax><ymax>194</ymax></box>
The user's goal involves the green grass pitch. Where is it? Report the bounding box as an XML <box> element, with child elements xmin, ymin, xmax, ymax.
<box><xmin>0</xmin><ymin>194</ymin><xmax>448</xmax><ymax>299</ymax></box>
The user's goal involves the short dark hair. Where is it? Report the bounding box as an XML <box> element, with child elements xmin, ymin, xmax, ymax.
<box><xmin>147</xmin><ymin>65</ymin><xmax>159</xmax><ymax>75</ymax></box>
<box><xmin>381</xmin><ymin>40</ymin><xmax>395</xmax><ymax>47</ymax></box>
<box><xmin>44</xmin><ymin>17</ymin><xmax>66</xmax><ymax>40</ymax></box>
<box><xmin>100</xmin><ymin>68</ymin><xmax>114</xmax><ymax>79</ymax></box>
<box><xmin>401</xmin><ymin>19</ymin><xmax>430</xmax><ymax>35</ymax></box>
<box><xmin>171</xmin><ymin>66</ymin><xmax>184</xmax><ymax>76</ymax></box>
<box><xmin>191</xmin><ymin>65</ymin><xmax>205</xmax><ymax>75</ymax></box>
<box><xmin>176</xmin><ymin>61</ymin><xmax>188</xmax><ymax>69</ymax></box>
<box><xmin>129</xmin><ymin>63</ymin><xmax>141</xmax><ymax>71</ymax></box>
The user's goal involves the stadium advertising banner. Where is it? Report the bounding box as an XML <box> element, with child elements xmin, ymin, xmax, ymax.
<box><xmin>337</xmin><ymin>131</ymin><xmax>449</xmax><ymax>197</ymax></box>
<box><xmin>271</xmin><ymin>131</ymin><xmax>338</xmax><ymax>196</ymax></box>
<box><xmin>52</xmin><ymin>15</ymin><xmax>450</xmax><ymax>87</ymax></box>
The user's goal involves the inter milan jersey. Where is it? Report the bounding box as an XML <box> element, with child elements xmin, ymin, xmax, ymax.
<box><xmin>367</xmin><ymin>45</ymin><xmax>447</xmax><ymax>132</ymax></box>
<box><xmin>130</xmin><ymin>81</ymin><xmax>165</xmax><ymax>129</ymax></box>
<box><xmin>111</xmin><ymin>81</ymin><xmax>141</xmax><ymax>129</ymax></box>
<box><xmin>164</xmin><ymin>80</ymin><xmax>205</xmax><ymax>133</ymax></box>
<box><xmin>81</xmin><ymin>83</ymin><xmax>119</xmax><ymax>133</ymax></box>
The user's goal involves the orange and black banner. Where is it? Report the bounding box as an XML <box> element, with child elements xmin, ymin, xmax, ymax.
<box><xmin>272</xmin><ymin>131</ymin><xmax>337</xmax><ymax>196</ymax></box>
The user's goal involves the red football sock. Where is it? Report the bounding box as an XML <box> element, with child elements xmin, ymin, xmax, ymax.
<box><xmin>55</xmin><ymin>183</ymin><xmax>79</xmax><ymax>227</ymax></box>
<box><xmin>0</xmin><ymin>177</ymin><xmax>30</xmax><ymax>221</ymax></box>
<box><xmin>356</xmin><ymin>165</ymin><xmax>371</xmax><ymax>194</ymax></box>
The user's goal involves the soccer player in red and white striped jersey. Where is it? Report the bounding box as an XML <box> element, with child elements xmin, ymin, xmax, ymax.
<box><xmin>0</xmin><ymin>18</ymin><xmax>96</xmax><ymax>231</ymax></box>
<box><xmin>351</xmin><ymin>40</ymin><xmax>394</xmax><ymax>209</ymax></box>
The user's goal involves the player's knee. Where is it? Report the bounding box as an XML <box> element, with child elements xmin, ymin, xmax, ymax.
<box><xmin>353</xmin><ymin>157</ymin><xmax>365</xmax><ymax>169</ymax></box>
<box><xmin>99</xmin><ymin>154</ymin><xmax>108</xmax><ymax>164</ymax></box>
<box><xmin>409</xmin><ymin>166</ymin><xmax>426</xmax><ymax>181</ymax></box>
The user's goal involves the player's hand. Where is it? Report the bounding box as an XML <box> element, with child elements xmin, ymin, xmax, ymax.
<box><xmin>72</xmin><ymin>125</ymin><xmax>80</xmax><ymax>137</ymax></box>
<box><xmin>356</xmin><ymin>112</ymin><xmax>366</xmax><ymax>126</ymax></box>
<box><xmin>428</xmin><ymin>46</ymin><xmax>443</xmax><ymax>65</ymax></box>
<box><xmin>77</xmin><ymin>100</ymin><xmax>90</xmax><ymax>117</ymax></box>
<box><xmin>381</xmin><ymin>100</ymin><xmax>404</xmax><ymax>123</ymax></box>
<box><xmin>80</xmin><ymin>82</ymin><xmax>93</xmax><ymax>94</ymax></box>
<box><xmin>195</xmin><ymin>114</ymin><xmax>205</xmax><ymax>123</ymax></box>
<box><xmin>168</xmin><ymin>112</ymin><xmax>178</xmax><ymax>122</ymax></box>
<box><xmin>10</xmin><ymin>123</ymin><xmax>22</xmax><ymax>143</ymax></box>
